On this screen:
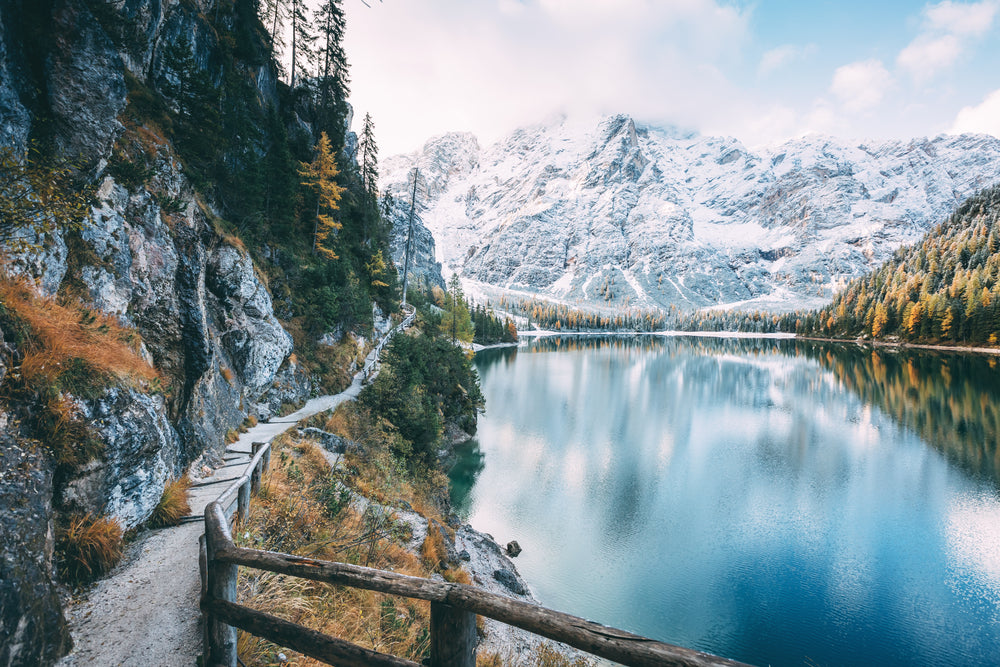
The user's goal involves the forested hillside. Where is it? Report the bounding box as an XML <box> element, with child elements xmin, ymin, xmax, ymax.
<box><xmin>793</xmin><ymin>185</ymin><xmax>1000</xmax><ymax>345</ymax></box>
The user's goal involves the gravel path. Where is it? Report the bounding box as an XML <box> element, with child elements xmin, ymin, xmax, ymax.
<box><xmin>58</xmin><ymin>312</ymin><xmax>413</xmax><ymax>666</ymax></box>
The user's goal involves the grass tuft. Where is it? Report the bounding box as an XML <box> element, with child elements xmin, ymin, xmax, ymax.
<box><xmin>57</xmin><ymin>513</ymin><xmax>124</xmax><ymax>586</ymax></box>
<box><xmin>0</xmin><ymin>274</ymin><xmax>159</xmax><ymax>396</ymax></box>
<box><xmin>149</xmin><ymin>476</ymin><xmax>192</xmax><ymax>528</ymax></box>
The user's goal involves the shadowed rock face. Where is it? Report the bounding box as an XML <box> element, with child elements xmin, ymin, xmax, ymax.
<box><xmin>0</xmin><ymin>372</ymin><xmax>70</xmax><ymax>667</ymax></box>
<box><xmin>382</xmin><ymin>116</ymin><xmax>1000</xmax><ymax>313</ymax></box>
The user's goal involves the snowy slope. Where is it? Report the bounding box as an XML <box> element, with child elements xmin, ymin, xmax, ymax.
<box><xmin>381</xmin><ymin>115</ymin><xmax>1000</xmax><ymax>312</ymax></box>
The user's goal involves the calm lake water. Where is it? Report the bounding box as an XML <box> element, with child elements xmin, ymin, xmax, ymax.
<box><xmin>449</xmin><ymin>336</ymin><xmax>1000</xmax><ymax>667</ymax></box>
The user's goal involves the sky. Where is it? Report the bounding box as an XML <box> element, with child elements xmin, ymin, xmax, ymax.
<box><xmin>339</xmin><ymin>0</ymin><xmax>1000</xmax><ymax>156</ymax></box>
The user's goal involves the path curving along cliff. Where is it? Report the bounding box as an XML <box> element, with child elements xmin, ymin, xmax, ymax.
<box><xmin>57</xmin><ymin>308</ymin><xmax>415</xmax><ymax>667</ymax></box>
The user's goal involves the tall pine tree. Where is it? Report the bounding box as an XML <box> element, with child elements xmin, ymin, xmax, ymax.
<box><xmin>313</xmin><ymin>0</ymin><xmax>350</xmax><ymax>144</ymax></box>
<box><xmin>289</xmin><ymin>0</ymin><xmax>315</xmax><ymax>89</ymax></box>
<box><xmin>358</xmin><ymin>112</ymin><xmax>378</xmax><ymax>200</ymax></box>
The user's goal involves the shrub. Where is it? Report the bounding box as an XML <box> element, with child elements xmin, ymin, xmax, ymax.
<box><xmin>57</xmin><ymin>514</ymin><xmax>124</xmax><ymax>585</ymax></box>
<box><xmin>149</xmin><ymin>476</ymin><xmax>192</xmax><ymax>528</ymax></box>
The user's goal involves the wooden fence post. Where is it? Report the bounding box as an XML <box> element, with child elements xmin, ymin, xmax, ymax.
<box><xmin>237</xmin><ymin>481</ymin><xmax>250</xmax><ymax>524</ymax></box>
<box><xmin>262</xmin><ymin>444</ymin><xmax>270</xmax><ymax>473</ymax></box>
<box><xmin>204</xmin><ymin>502</ymin><xmax>239</xmax><ymax>667</ymax></box>
<box><xmin>250</xmin><ymin>442</ymin><xmax>264</xmax><ymax>493</ymax></box>
<box><xmin>429</xmin><ymin>602</ymin><xmax>476</xmax><ymax>667</ymax></box>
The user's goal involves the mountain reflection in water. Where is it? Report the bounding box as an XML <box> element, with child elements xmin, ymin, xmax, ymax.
<box><xmin>450</xmin><ymin>335</ymin><xmax>1000</xmax><ymax>667</ymax></box>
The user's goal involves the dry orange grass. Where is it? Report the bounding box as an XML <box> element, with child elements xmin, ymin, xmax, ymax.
<box><xmin>149</xmin><ymin>476</ymin><xmax>191</xmax><ymax>528</ymax></box>
<box><xmin>57</xmin><ymin>513</ymin><xmax>124</xmax><ymax>585</ymax></box>
<box><xmin>0</xmin><ymin>275</ymin><xmax>159</xmax><ymax>393</ymax></box>
<box><xmin>235</xmin><ymin>436</ymin><xmax>458</xmax><ymax>666</ymax></box>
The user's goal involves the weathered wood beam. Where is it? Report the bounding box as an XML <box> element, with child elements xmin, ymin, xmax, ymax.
<box><xmin>205</xmin><ymin>599</ymin><xmax>421</xmax><ymax>667</ymax></box>
<box><xmin>430</xmin><ymin>602</ymin><xmax>476</xmax><ymax>667</ymax></box>
<box><xmin>205</xmin><ymin>503</ymin><xmax>239</xmax><ymax>667</ymax></box>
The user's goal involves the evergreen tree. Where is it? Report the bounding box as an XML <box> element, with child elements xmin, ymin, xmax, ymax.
<box><xmin>313</xmin><ymin>0</ymin><xmax>350</xmax><ymax>142</ymax></box>
<box><xmin>442</xmin><ymin>274</ymin><xmax>474</xmax><ymax>344</ymax></box>
<box><xmin>358</xmin><ymin>112</ymin><xmax>378</xmax><ymax>200</ymax></box>
<box><xmin>159</xmin><ymin>34</ymin><xmax>221</xmax><ymax>179</ymax></box>
<box><xmin>299</xmin><ymin>132</ymin><xmax>345</xmax><ymax>260</ymax></box>
<box><xmin>289</xmin><ymin>0</ymin><xmax>315</xmax><ymax>89</ymax></box>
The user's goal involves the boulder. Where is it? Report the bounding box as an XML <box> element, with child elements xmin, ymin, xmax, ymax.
<box><xmin>492</xmin><ymin>569</ymin><xmax>527</xmax><ymax>596</ymax></box>
<box><xmin>505</xmin><ymin>540</ymin><xmax>522</xmax><ymax>557</ymax></box>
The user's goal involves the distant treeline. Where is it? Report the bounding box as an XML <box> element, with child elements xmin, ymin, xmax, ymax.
<box><xmin>490</xmin><ymin>294</ymin><xmax>783</xmax><ymax>334</ymax></box>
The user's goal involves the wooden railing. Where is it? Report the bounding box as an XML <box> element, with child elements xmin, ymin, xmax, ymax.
<box><xmin>362</xmin><ymin>305</ymin><xmax>416</xmax><ymax>379</ymax></box>
<box><xmin>199</xmin><ymin>448</ymin><xmax>749</xmax><ymax>667</ymax></box>
<box><xmin>197</xmin><ymin>303</ymin><xmax>749</xmax><ymax>666</ymax></box>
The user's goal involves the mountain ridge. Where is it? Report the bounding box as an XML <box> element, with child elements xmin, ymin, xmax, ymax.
<box><xmin>382</xmin><ymin>115</ymin><xmax>1000</xmax><ymax>313</ymax></box>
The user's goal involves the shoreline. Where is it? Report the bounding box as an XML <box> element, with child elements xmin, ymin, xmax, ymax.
<box><xmin>516</xmin><ymin>328</ymin><xmax>795</xmax><ymax>339</ymax></box>
<box><xmin>515</xmin><ymin>328</ymin><xmax>1000</xmax><ymax>355</ymax></box>
<box><xmin>794</xmin><ymin>335</ymin><xmax>1000</xmax><ymax>356</ymax></box>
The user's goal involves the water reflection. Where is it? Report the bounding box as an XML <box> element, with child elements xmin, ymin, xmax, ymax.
<box><xmin>452</xmin><ymin>335</ymin><xmax>1000</xmax><ymax>667</ymax></box>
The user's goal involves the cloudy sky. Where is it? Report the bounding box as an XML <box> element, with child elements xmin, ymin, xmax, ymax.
<box><xmin>341</xmin><ymin>0</ymin><xmax>1000</xmax><ymax>156</ymax></box>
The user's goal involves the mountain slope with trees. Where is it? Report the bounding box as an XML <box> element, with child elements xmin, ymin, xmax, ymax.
<box><xmin>794</xmin><ymin>184</ymin><xmax>1000</xmax><ymax>345</ymax></box>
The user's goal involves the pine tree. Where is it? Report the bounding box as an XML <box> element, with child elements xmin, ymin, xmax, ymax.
<box><xmin>159</xmin><ymin>34</ymin><xmax>221</xmax><ymax>178</ymax></box>
<box><xmin>442</xmin><ymin>274</ymin><xmax>474</xmax><ymax>344</ymax></box>
<box><xmin>313</xmin><ymin>0</ymin><xmax>350</xmax><ymax>140</ymax></box>
<box><xmin>289</xmin><ymin>0</ymin><xmax>315</xmax><ymax>89</ymax></box>
<box><xmin>359</xmin><ymin>112</ymin><xmax>378</xmax><ymax>200</ymax></box>
<box><xmin>299</xmin><ymin>132</ymin><xmax>345</xmax><ymax>260</ymax></box>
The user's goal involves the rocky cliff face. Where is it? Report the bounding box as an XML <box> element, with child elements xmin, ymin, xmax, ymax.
<box><xmin>382</xmin><ymin>116</ymin><xmax>1000</xmax><ymax>312</ymax></box>
<box><xmin>0</xmin><ymin>1</ymin><xmax>309</xmax><ymax>663</ymax></box>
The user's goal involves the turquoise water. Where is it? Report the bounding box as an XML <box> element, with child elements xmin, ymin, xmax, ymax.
<box><xmin>449</xmin><ymin>336</ymin><xmax>1000</xmax><ymax>666</ymax></box>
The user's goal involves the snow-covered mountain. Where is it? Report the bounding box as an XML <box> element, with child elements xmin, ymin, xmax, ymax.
<box><xmin>382</xmin><ymin>115</ymin><xmax>1000</xmax><ymax>312</ymax></box>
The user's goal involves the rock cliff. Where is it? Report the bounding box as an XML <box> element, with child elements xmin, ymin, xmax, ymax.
<box><xmin>0</xmin><ymin>1</ymin><xmax>311</xmax><ymax>663</ymax></box>
<box><xmin>382</xmin><ymin>115</ymin><xmax>1000</xmax><ymax>312</ymax></box>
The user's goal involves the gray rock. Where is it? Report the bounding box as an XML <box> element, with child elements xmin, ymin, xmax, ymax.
<box><xmin>492</xmin><ymin>569</ymin><xmax>527</xmax><ymax>596</ymax></box>
<box><xmin>0</xmin><ymin>426</ymin><xmax>71</xmax><ymax>667</ymax></box>
<box><xmin>206</xmin><ymin>244</ymin><xmax>293</xmax><ymax>394</ymax></box>
<box><xmin>505</xmin><ymin>540</ymin><xmax>522</xmax><ymax>557</ymax></box>
<box><xmin>458</xmin><ymin>549</ymin><xmax>471</xmax><ymax>562</ymax></box>
<box><xmin>298</xmin><ymin>427</ymin><xmax>358</xmax><ymax>454</ymax></box>
<box><xmin>63</xmin><ymin>388</ymin><xmax>181</xmax><ymax>530</ymax></box>
<box><xmin>0</xmin><ymin>3</ymin><xmax>30</xmax><ymax>149</ymax></box>
<box><xmin>47</xmin><ymin>1</ymin><xmax>128</xmax><ymax>172</ymax></box>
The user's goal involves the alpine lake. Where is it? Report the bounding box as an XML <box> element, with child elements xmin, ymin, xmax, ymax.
<box><xmin>448</xmin><ymin>335</ymin><xmax>1000</xmax><ymax>667</ymax></box>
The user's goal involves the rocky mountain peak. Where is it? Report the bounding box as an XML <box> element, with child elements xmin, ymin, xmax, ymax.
<box><xmin>382</xmin><ymin>115</ymin><xmax>1000</xmax><ymax>313</ymax></box>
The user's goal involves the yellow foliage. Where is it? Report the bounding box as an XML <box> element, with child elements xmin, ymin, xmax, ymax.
<box><xmin>299</xmin><ymin>132</ymin><xmax>345</xmax><ymax>261</ymax></box>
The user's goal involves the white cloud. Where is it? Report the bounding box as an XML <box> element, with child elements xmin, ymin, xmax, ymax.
<box><xmin>897</xmin><ymin>34</ymin><xmax>962</xmax><ymax>80</ymax></box>
<box><xmin>343</xmin><ymin>0</ymin><xmax>751</xmax><ymax>155</ymax></box>
<box><xmin>758</xmin><ymin>44</ymin><xmax>812</xmax><ymax>76</ymax></box>
<box><xmin>897</xmin><ymin>0</ymin><xmax>998</xmax><ymax>81</ymax></box>
<box><xmin>950</xmin><ymin>88</ymin><xmax>1000</xmax><ymax>137</ymax></box>
<box><xmin>924</xmin><ymin>0</ymin><xmax>998</xmax><ymax>36</ymax></box>
<box><xmin>830</xmin><ymin>60</ymin><xmax>892</xmax><ymax>113</ymax></box>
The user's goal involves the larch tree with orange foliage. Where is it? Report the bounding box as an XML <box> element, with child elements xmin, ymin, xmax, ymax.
<box><xmin>299</xmin><ymin>131</ymin><xmax>345</xmax><ymax>260</ymax></box>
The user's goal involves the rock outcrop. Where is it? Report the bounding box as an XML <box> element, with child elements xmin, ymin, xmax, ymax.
<box><xmin>382</xmin><ymin>116</ymin><xmax>1000</xmax><ymax>312</ymax></box>
<box><xmin>0</xmin><ymin>1</ymin><xmax>312</xmax><ymax>663</ymax></box>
